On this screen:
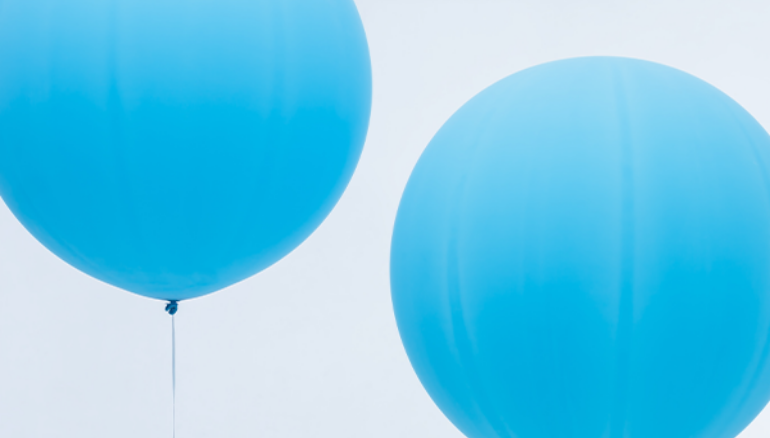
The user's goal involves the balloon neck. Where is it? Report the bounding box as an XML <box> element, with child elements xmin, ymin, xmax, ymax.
<box><xmin>165</xmin><ymin>300</ymin><xmax>179</xmax><ymax>316</ymax></box>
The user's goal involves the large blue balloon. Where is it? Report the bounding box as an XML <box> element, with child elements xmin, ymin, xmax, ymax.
<box><xmin>391</xmin><ymin>57</ymin><xmax>770</xmax><ymax>438</ymax></box>
<box><xmin>0</xmin><ymin>0</ymin><xmax>371</xmax><ymax>301</ymax></box>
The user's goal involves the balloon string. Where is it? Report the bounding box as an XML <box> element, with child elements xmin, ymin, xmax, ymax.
<box><xmin>172</xmin><ymin>313</ymin><xmax>176</xmax><ymax>438</ymax></box>
<box><xmin>165</xmin><ymin>301</ymin><xmax>179</xmax><ymax>438</ymax></box>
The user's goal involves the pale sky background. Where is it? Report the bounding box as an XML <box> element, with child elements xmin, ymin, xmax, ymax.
<box><xmin>2</xmin><ymin>0</ymin><xmax>770</xmax><ymax>437</ymax></box>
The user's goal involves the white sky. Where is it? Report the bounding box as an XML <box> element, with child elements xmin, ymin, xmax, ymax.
<box><xmin>2</xmin><ymin>0</ymin><xmax>770</xmax><ymax>437</ymax></box>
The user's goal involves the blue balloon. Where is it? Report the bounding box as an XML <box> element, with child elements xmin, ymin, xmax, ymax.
<box><xmin>391</xmin><ymin>57</ymin><xmax>770</xmax><ymax>438</ymax></box>
<box><xmin>0</xmin><ymin>0</ymin><xmax>371</xmax><ymax>301</ymax></box>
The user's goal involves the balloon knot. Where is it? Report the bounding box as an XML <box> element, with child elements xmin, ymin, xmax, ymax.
<box><xmin>165</xmin><ymin>300</ymin><xmax>179</xmax><ymax>316</ymax></box>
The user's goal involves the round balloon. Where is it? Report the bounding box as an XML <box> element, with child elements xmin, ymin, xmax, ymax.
<box><xmin>0</xmin><ymin>0</ymin><xmax>371</xmax><ymax>301</ymax></box>
<box><xmin>391</xmin><ymin>57</ymin><xmax>770</xmax><ymax>438</ymax></box>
